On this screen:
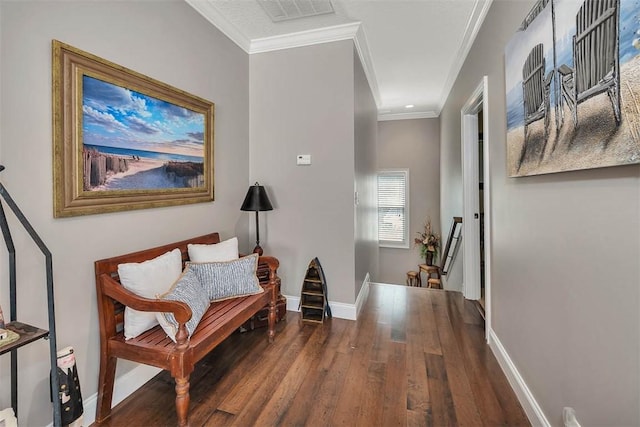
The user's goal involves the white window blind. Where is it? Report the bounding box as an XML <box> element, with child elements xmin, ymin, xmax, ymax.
<box><xmin>378</xmin><ymin>170</ymin><xmax>409</xmax><ymax>247</ymax></box>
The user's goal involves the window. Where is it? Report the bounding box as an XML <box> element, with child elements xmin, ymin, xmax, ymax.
<box><xmin>377</xmin><ymin>169</ymin><xmax>409</xmax><ymax>248</ymax></box>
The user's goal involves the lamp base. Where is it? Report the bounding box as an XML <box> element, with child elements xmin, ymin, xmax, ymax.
<box><xmin>253</xmin><ymin>245</ymin><xmax>264</xmax><ymax>256</ymax></box>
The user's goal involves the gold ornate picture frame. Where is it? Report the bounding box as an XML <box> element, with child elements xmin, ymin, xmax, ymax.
<box><xmin>52</xmin><ymin>40</ymin><xmax>214</xmax><ymax>217</ymax></box>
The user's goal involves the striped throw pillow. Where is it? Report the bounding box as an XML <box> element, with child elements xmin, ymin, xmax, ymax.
<box><xmin>186</xmin><ymin>253</ymin><xmax>263</xmax><ymax>302</ymax></box>
<box><xmin>156</xmin><ymin>267</ymin><xmax>210</xmax><ymax>342</ymax></box>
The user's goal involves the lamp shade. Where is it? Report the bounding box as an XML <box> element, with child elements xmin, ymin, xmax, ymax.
<box><xmin>240</xmin><ymin>182</ymin><xmax>273</xmax><ymax>212</ymax></box>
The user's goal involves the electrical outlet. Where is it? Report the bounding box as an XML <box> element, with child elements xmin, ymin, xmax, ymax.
<box><xmin>563</xmin><ymin>407</ymin><xmax>581</xmax><ymax>427</ymax></box>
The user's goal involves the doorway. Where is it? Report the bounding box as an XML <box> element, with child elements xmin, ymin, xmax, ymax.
<box><xmin>461</xmin><ymin>76</ymin><xmax>491</xmax><ymax>340</ymax></box>
<box><xmin>478</xmin><ymin>110</ymin><xmax>485</xmax><ymax>310</ymax></box>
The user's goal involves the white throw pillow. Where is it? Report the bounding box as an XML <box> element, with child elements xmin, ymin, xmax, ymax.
<box><xmin>118</xmin><ymin>248</ymin><xmax>182</xmax><ymax>340</ymax></box>
<box><xmin>187</xmin><ymin>236</ymin><xmax>239</xmax><ymax>262</ymax></box>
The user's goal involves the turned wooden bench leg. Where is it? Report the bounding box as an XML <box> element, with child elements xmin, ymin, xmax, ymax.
<box><xmin>175</xmin><ymin>375</ymin><xmax>190</xmax><ymax>427</ymax></box>
<box><xmin>95</xmin><ymin>355</ymin><xmax>117</xmax><ymax>423</ymax></box>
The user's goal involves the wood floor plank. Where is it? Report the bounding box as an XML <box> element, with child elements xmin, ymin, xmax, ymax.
<box><xmin>278</xmin><ymin>319</ymin><xmax>351</xmax><ymax>426</ymax></box>
<box><xmin>214</xmin><ymin>319</ymin><xmax>309</xmax><ymax>416</ymax></box>
<box><xmin>390</xmin><ymin>286</ymin><xmax>407</xmax><ymax>343</ymax></box>
<box><xmin>426</xmin><ymin>352</ymin><xmax>457</xmax><ymax>426</ymax></box>
<box><xmin>459</xmin><ymin>322</ymin><xmax>509</xmax><ymax>426</ymax></box>
<box><xmin>432</xmin><ymin>290</ymin><xmax>483</xmax><ymax>425</ymax></box>
<box><xmin>330</xmin><ymin>297</ymin><xmax>379</xmax><ymax>426</ymax></box>
<box><xmin>93</xmin><ymin>284</ymin><xmax>530</xmax><ymax>427</ymax></box>
<box><xmin>186</xmin><ymin>328</ymin><xmax>272</xmax><ymax>419</ymax></box>
<box><xmin>381</xmin><ymin>341</ymin><xmax>407</xmax><ymax>427</ymax></box>
<box><xmin>303</xmin><ymin>350</ymin><xmax>352</xmax><ymax>426</ymax></box>
<box><xmin>249</xmin><ymin>322</ymin><xmax>334</xmax><ymax>426</ymax></box>
<box><xmin>406</xmin><ymin>290</ymin><xmax>432</xmax><ymax>422</ymax></box>
<box><xmin>262</xmin><ymin>319</ymin><xmax>348</xmax><ymax>426</ymax></box>
<box><xmin>420</xmin><ymin>289</ymin><xmax>443</xmax><ymax>355</ymax></box>
<box><xmin>355</xmin><ymin>360</ymin><xmax>386</xmax><ymax>426</ymax></box>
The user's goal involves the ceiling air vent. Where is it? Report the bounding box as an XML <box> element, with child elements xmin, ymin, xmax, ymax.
<box><xmin>258</xmin><ymin>0</ymin><xmax>334</xmax><ymax>22</ymax></box>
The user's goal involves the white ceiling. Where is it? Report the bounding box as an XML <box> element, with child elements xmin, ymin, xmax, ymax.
<box><xmin>186</xmin><ymin>0</ymin><xmax>492</xmax><ymax>120</ymax></box>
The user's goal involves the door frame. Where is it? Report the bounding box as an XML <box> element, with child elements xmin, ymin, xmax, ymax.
<box><xmin>461</xmin><ymin>76</ymin><xmax>492</xmax><ymax>341</ymax></box>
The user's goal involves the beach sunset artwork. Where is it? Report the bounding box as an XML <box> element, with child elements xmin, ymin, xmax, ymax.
<box><xmin>82</xmin><ymin>76</ymin><xmax>206</xmax><ymax>191</ymax></box>
<box><xmin>53</xmin><ymin>40</ymin><xmax>214</xmax><ymax>217</ymax></box>
<box><xmin>505</xmin><ymin>0</ymin><xmax>640</xmax><ymax>177</ymax></box>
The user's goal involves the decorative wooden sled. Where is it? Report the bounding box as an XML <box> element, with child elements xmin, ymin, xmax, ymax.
<box><xmin>299</xmin><ymin>257</ymin><xmax>331</xmax><ymax>323</ymax></box>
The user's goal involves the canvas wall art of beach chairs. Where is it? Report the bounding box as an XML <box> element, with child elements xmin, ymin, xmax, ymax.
<box><xmin>504</xmin><ymin>0</ymin><xmax>640</xmax><ymax>177</ymax></box>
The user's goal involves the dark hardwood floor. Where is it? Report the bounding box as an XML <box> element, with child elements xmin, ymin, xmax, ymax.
<box><xmin>95</xmin><ymin>284</ymin><xmax>529</xmax><ymax>426</ymax></box>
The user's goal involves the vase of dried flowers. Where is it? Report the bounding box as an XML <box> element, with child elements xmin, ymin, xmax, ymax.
<box><xmin>425</xmin><ymin>251</ymin><xmax>434</xmax><ymax>266</ymax></box>
<box><xmin>415</xmin><ymin>217</ymin><xmax>440</xmax><ymax>266</ymax></box>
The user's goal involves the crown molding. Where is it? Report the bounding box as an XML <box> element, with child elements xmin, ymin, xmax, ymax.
<box><xmin>378</xmin><ymin>111</ymin><xmax>438</xmax><ymax>121</ymax></box>
<box><xmin>185</xmin><ymin>0</ymin><xmax>251</xmax><ymax>53</ymax></box>
<box><xmin>353</xmin><ymin>25</ymin><xmax>382</xmax><ymax>107</ymax></box>
<box><xmin>186</xmin><ymin>2</ymin><xmax>381</xmax><ymax>111</ymax></box>
<box><xmin>435</xmin><ymin>0</ymin><xmax>493</xmax><ymax>114</ymax></box>
<box><xmin>249</xmin><ymin>21</ymin><xmax>360</xmax><ymax>53</ymax></box>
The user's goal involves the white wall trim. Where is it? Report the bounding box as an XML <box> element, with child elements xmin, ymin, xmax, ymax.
<box><xmin>285</xmin><ymin>294</ymin><xmax>357</xmax><ymax>321</ymax></box>
<box><xmin>488</xmin><ymin>329</ymin><xmax>551</xmax><ymax>427</ymax></box>
<box><xmin>249</xmin><ymin>22</ymin><xmax>360</xmax><ymax>53</ymax></box>
<box><xmin>184</xmin><ymin>0</ymin><xmax>251</xmax><ymax>52</ymax></box>
<box><xmin>48</xmin><ymin>364</ymin><xmax>161</xmax><ymax>427</ymax></box>
<box><xmin>435</xmin><ymin>0</ymin><xmax>493</xmax><ymax>115</ymax></box>
<box><xmin>285</xmin><ymin>294</ymin><xmax>300</xmax><ymax>312</ymax></box>
<box><xmin>353</xmin><ymin>25</ymin><xmax>381</xmax><ymax>107</ymax></box>
<box><xmin>461</xmin><ymin>81</ymin><xmax>483</xmax><ymax>301</ymax></box>
<box><xmin>355</xmin><ymin>273</ymin><xmax>371</xmax><ymax>318</ymax></box>
<box><xmin>184</xmin><ymin>2</ymin><xmax>385</xmax><ymax>117</ymax></box>
<box><xmin>480</xmin><ymin>77</ymin><xmax>493</xmax><ymax>343</ymax></box>
<box><xmin>377</xmin><ymin>111</ymin><xmax>439</xmax><ymax>121</ymax></box>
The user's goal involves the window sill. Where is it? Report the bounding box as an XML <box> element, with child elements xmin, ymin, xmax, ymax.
<box><xmin>379</xmin><ymin>243</ymin><xmax>410</xmax><ymax>249</ymax></box>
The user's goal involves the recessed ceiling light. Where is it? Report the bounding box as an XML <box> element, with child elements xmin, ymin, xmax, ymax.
<box><xmin>405</xmin><ymin>104</ymin><xmax>414</xmax><ymax>109</ymax></box>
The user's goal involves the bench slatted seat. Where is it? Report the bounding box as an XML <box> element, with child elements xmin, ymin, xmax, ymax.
<box><xmin>94</xmin><ymin>232</ymin><xmax>279</xmax><ymax>426</ymax></box>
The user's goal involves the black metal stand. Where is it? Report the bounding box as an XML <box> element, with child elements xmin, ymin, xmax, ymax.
<box><xmin>0</xmin><ymin>165</ymin><xmax>61</xmax><ymax>427</ymax></box>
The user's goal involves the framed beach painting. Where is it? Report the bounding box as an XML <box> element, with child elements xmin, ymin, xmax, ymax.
<box><xmin>52</xmin><ymin>40</ymin><xmax>214</xmax><ymax>217</ymax></box>
<box><xmin>505</xmin><ymin>0</ymin><xmax>640</xmax><ymax>177</ymax></box>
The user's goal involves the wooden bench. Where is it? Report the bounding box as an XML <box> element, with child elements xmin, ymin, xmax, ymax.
<box><xmin>94</xmin><ymin>233</ymin><xmax>279</xmax><ymax>426</ymax></box>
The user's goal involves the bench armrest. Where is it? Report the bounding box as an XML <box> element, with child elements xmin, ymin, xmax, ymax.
<box><xmin>98</xmin><ymin>273</ymin><xmax>193</xmax><ymax>323</ymax></box>
<box><xmin>257</xmin><ymin>255</ymin><xmax>279</xmax><ymax>287</ymax></box>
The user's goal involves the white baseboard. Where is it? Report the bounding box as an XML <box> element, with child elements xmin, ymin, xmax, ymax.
<box><xmin>50</xmin><ymin>364</ymin><xmax>161</xmax><ymax>427</ymax></box>
<box><xmin>488</xmin><ymin>328</ymin><xmax>550</xmax><ymax>427</ymax></box>
<box><xmin>285</xmin><ymin>271</ymin><xmax>371</xmax><ymax>321</ymax></box>
<box><xmin>285</xmin><ymin>295</ymin><xmax>357</xmax><ymax>320</ymax></box>
<box><xmin>355</xmin><ymin>273</ymin><xmax>370</xmax><ymax>318</ymax></box>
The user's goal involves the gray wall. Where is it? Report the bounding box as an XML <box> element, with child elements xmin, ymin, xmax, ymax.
<box><xmin>353</xmin><ymin>47</ymin><xmax>379</xmax><ymax>296</ymax></box>
<box><xmin>249</xmin><ymin>41</ymin><xmax>357</xmax><ymax>304</ymax></box>
<box><xmin>377</xmin><ymin>118</ymin><xmax>440</xmax><ymax>285</ymax></box>
<box><xmin>440</xmin><ymin>1</ymin><xmax>640</xmax><ymax>425</ymax></box>
<box><xmin>0</xmin><ymin>1</ymin><xmax>249</xmax><ymax>424</ymax></box>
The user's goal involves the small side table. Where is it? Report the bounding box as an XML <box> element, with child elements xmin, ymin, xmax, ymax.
<box><xmin>419</xmin><ymin>264</ymin><xmax>441</xmax><ymax>289</ymax></box>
